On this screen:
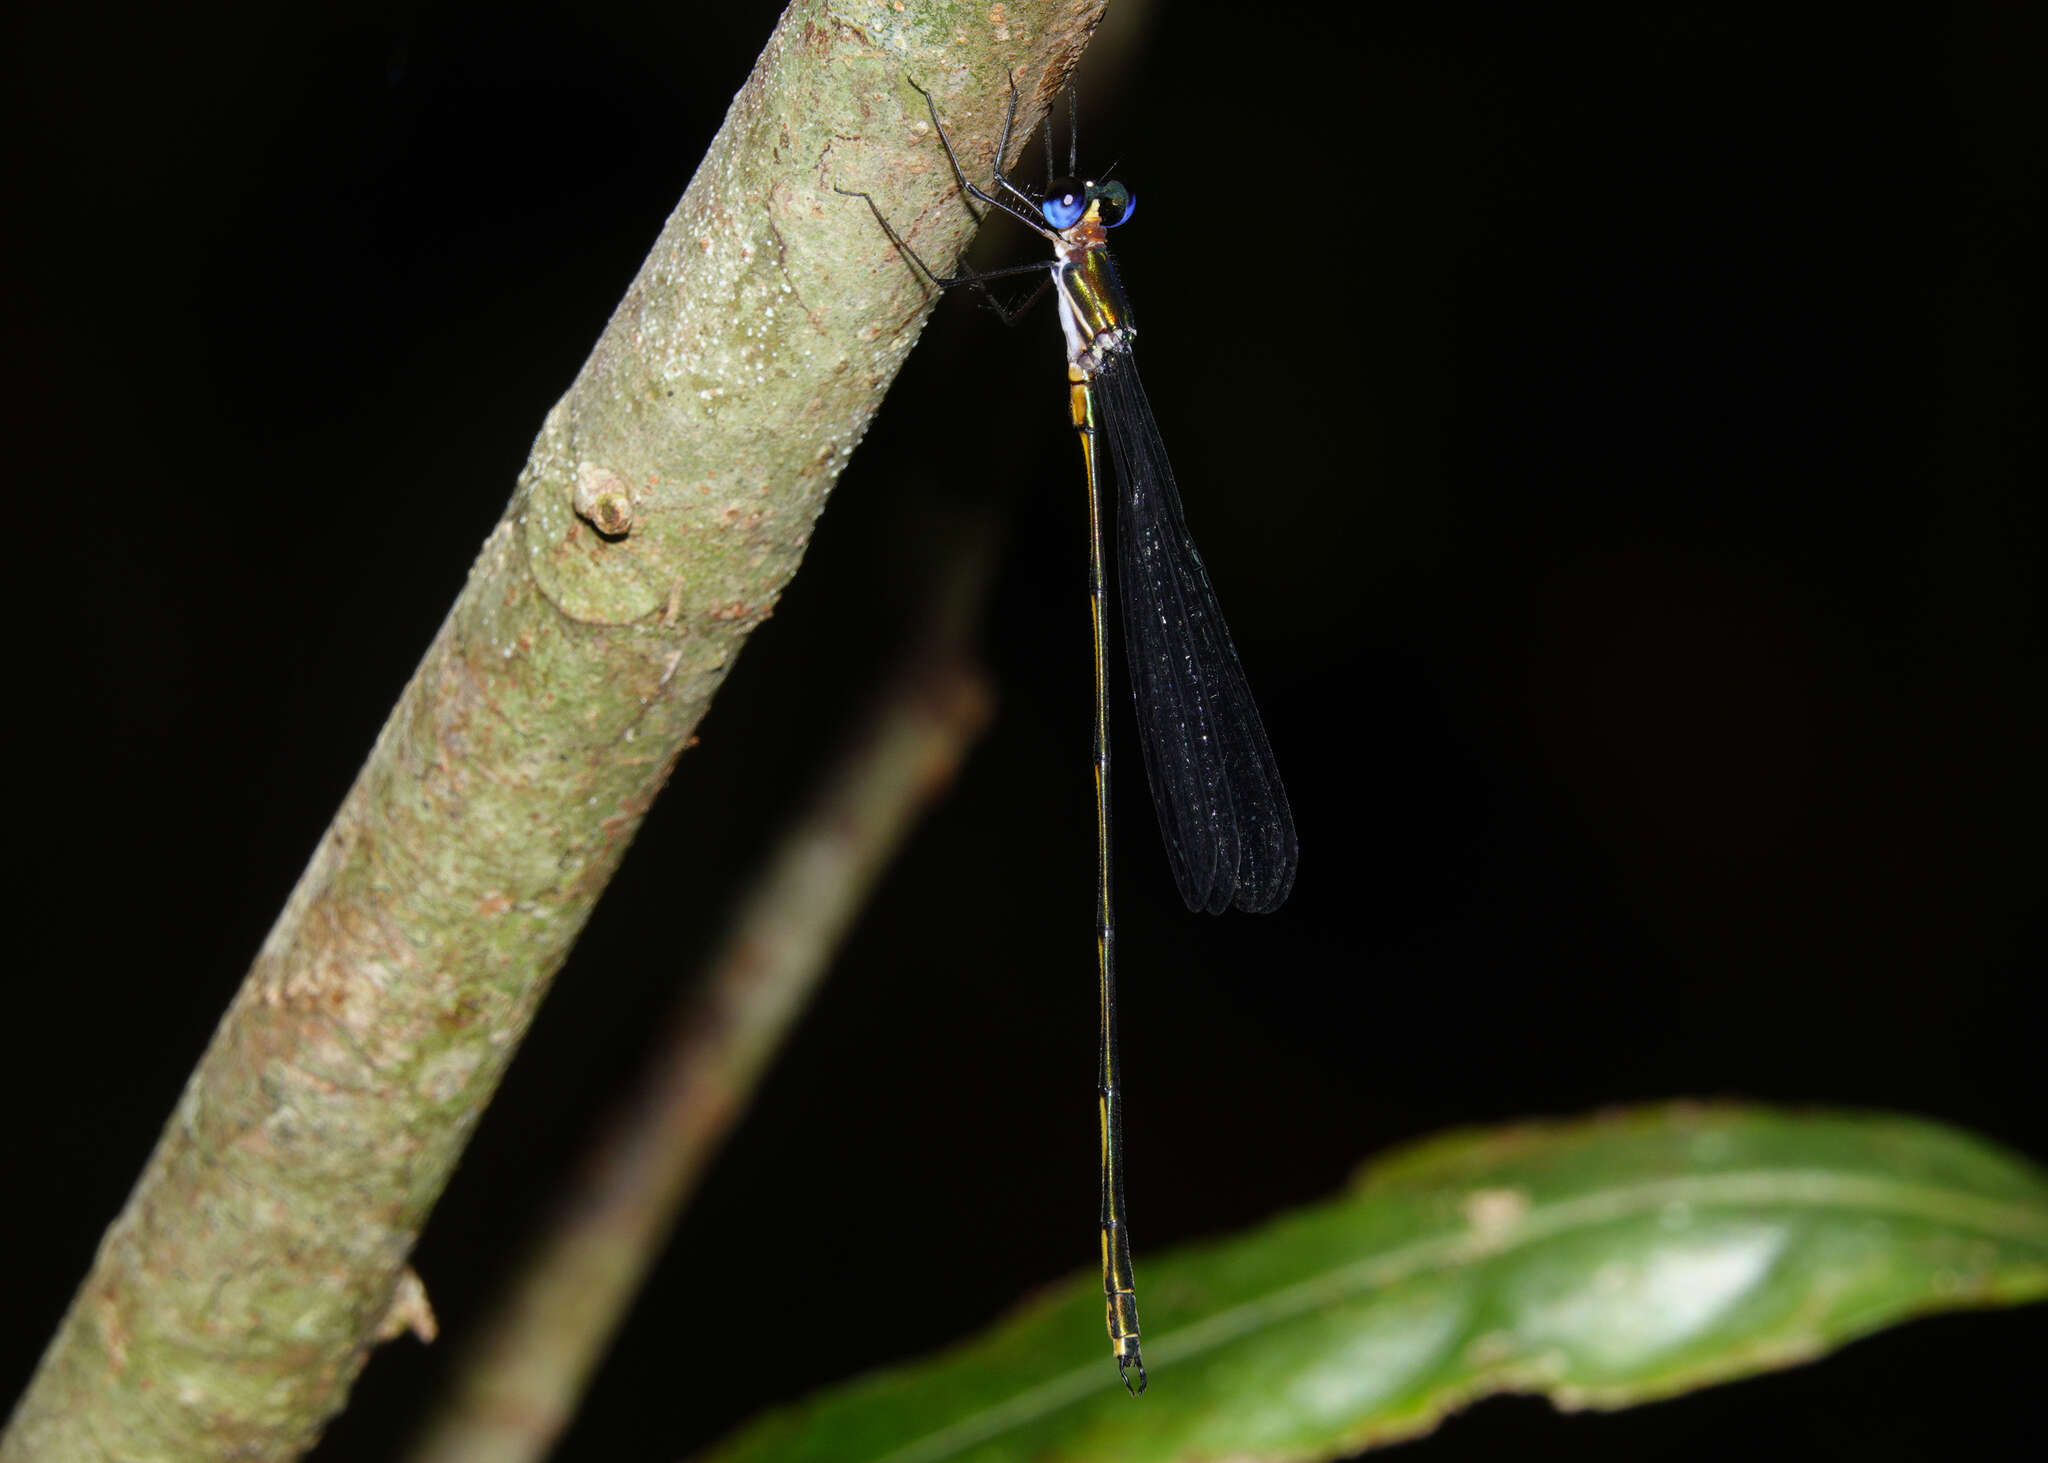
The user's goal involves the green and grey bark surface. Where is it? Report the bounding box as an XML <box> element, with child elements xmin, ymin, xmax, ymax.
<box><xmin>0</xmin><ymin>2</ymin><xmax>1105</xmax><ymax>1457</ymax></box>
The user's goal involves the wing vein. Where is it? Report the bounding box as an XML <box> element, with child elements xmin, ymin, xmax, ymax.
<box><xmin>1095</xmin><ymin>354</ymin><xmax>1298</xmax><ymax>913</ymax></box>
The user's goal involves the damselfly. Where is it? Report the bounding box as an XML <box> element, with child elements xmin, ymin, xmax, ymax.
<box><xmin>841</xmin><ymin>74</ymin><xmax>1298</xmax><ymax>1394</ymax></box>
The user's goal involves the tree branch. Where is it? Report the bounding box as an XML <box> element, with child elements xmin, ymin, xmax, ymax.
<box><xmin>0</xmin><ymin>2</ymin><xmax>1104</xmax><ymax>1457</ymax></box>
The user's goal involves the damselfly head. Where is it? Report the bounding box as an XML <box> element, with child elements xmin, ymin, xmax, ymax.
<box><xmin>1041</xmin><ymin>178</ymin><xmax>1136</xmax><ymax>231</ymax></box>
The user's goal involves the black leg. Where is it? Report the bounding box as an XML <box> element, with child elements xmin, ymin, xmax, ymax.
<box><xmin>905</xmin><ymin>74</ymin><xmax>1048</xmax><ymax>235</ymax></box>
<box><xmin>836</xmin><ymin>71</ymin><xmax>1064</xmax><ymax>323</ymax></box>
<box><xmin>979</xmin><ymin>274</ymin><xmax>1053</xmax><ymax>327</ymax></box>
<box><xmin>833</xmin><ymin>187</ymin><xmax>1052</xmax><ymax>293</ymax></box>
<box><xmin>1066</xmin><ymin>75</ymin><xmax>1080</xmax><ymax>177</ymax></box>
<box><xmin>1041</xmin><ymin>98</ymin><xmax>1057</xmax><ymax>192</ymax></box>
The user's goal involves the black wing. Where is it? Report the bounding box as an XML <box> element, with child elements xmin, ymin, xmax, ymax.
<box><xmin>1094</xmin><ymin>352</ymin><xmax>1298</xmax><ymax>914</ymax></box>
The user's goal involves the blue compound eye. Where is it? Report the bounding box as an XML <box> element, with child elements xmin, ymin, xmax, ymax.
<box><xmin>1094</xmin><ymin>180</ymin><xmax>1134</xmax><ymax>228</ymax></box>
<box><xmin>1040</xmin><ymin>177</ymin><xmax>1088</xmax><ymax>229</ymax></box>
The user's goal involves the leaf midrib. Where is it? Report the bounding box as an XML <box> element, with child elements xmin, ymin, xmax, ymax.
<box><xmin>873</xmin><ymin>1166</ymin><xmax>2048</xmax><ymax>1463</ymax></box>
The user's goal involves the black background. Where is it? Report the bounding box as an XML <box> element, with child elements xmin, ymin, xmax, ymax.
<box><xmin>4</xmin><ymin>1</ymin><xmax>2044</xmax><ymax>1458</ymax></box>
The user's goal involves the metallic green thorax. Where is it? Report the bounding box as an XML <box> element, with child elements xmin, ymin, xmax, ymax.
<box><xmin>1055</xmin><ymin>212</ymin><xmax>1135</xmax><ymax>379</ymax></box>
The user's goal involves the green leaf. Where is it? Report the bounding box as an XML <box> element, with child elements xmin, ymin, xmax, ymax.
<box><xmin>700</xmin><ymin>1105</ymin><xmax>2048</xmax><ymax>1462</ymax></box>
